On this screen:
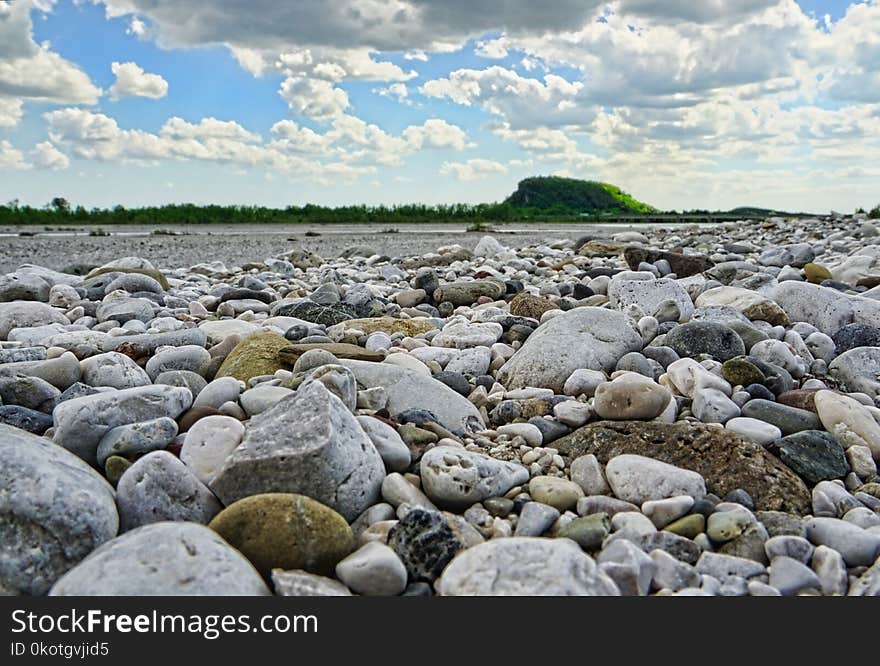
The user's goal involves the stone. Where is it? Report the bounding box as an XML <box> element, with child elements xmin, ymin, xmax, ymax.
<box><xmin>0</xmin><ymin>272</ymin><xmax>50</xmax><ymax>302</ymax></box>
<box><xmin>664</xmin><ymin>514</ymin><xmax>705</xmax><ymax>539</ymax></box>
<box><xmin>725</xmin><ymin>417</ymin><xmax>782</xmax><ymax>446</ymax></box>
<box><xmin>420</xmin><ymin>446</ymin><xmax>528</xmax><ymax>509</ymax></box>
<box><xmin>760</xmin><ymin>243</ymin><xmax>815</xmax><ymax>268</ymax></box>
<box><xmin>650</xmin><ymin>548</ymin><xmax>701</xmax><ymax>592</ymax></box>
<box><xmin>497</xmin><ymin>307</ymin><xmax>642</xmax><ymax>392</ymax></box>
<box><xmin>812</xmin><ymin>545</ymin><xmax>848</xmax><ymax>596</ymax></box>
<box><xmin>805</xmin><ymin>517</ymin><xmax>880</xmax><ymax>567</ymax></box>
<box><xmin>831</xmin><ymin>323</ymin><xmax>880</xmax><ymax>355</ymax></box>
<box><xmin>210</xmin><ymin>381</ymin><xmax>385</xmax><ymax>521</ymax></box>
<box><xmin>0</xmin><ymin>424</ymin><xmax>118</xmax><ymax>595</ymax></box>
<box><xmin>0</xmin><ymin>374</ymin><xmax>60</xmax><ymax>412</ymax></box>
<box><xmin>209</xmin><ymin>493</ymin><xmax>354</xmax><ymax>577</ymax></box>
<box><xmin>554</xmin><ymin>421</ymin><xmax>810</xmax><ymax>513</ymax></box>
<box><xmin>605</xmin><ymin>454</ymin><xmax>706</xmax><ymax>504</ymax></box>
<box><xmin>50</xmin><ymin>522</ymin><xmax>269</xmax><ymax>596</ymax></box>
<box><xmin>0</xmin><ymin>301</ymin><xmax>68</xmax><ymax>340</ymax></box>
<box><xmin>563</xmin><ymin>369</ymin><xmax>607</xmax><ymax>398</ymax></box>
<box><xmin>695</xmin><ymin>552</ymin><xmax>765</xmax><ymax>580</ymax></box>
<box><xmin>339</xmin><ymin>359</ymin><xmax>484</xmax><ymax>435</ymax></box>
<box><xmin>387</xmin><ymin>508</ymin><xmax>466</xmax><ymax>582</ymax></box>
<box><xmin>707</xmin><ymin>506</ymin><xmax>755</xmax><ymax>542</ymax></box>
<box><xmin>829</xmin><ymin>346</ymin><xmax>880</xmax><ymax>396</ymax></box>
<box><xmin>215</xmin><ymin>332</ymin><xmax>290</xmax><ymax>383</ymax></box>
<box><xmin>764</xmin><ymin>535</ymin><xmax>814</xmax><ymax>564</ymax></box>
<box><xmin>692</xmin><ymin>388</ymin><xmax>740</xmax><ymax>424</ymax></box>
<box><xmin>273</xmin><ymin>300</ymin><xmax>356</xmax><ymax>326</ymax></box>
<box><xmin>557</xmin><ymin>513</ymin><xmax>611</xmax><ymax>550</ymax></box>
<box><xmin>740</xmin><ymin>400</ymin><xmax>821</xmax><ymax>435</ymax></box>
<box><xmin>0</xmin><ymin>405</ymin><xmax>53</xmax><ymax>434</ymax></box>
<box><xmin>342</xmin><ymin>317</ymin><xmax>436</xmax><ymax>337</ymax></box>
<box><xmin>811</xmin><ymin>480</ymin><xmax>862</xmax><ymax>518</ymax></box>
<box><xmin>664</xmin><ymin>321</ymin><xmax>745</xmax><ymax>361</ymax></box>
<box><xmin>721</xmin><ymin>358</ymin><xmax>765</xmax><ymax>388</ymax></box>
<box><xmin>145</xmin><ymin>345</ymin><xmax>211</xmax><ymax>381</ymax></box>
<box><xmin>437</xmin><ymin>538</ymin><xmax>619</xmax><ymax>596</ymax></box>
<box><xmin>432</xmin><ymin>319</ymin><xmax>503</xmax><ymax>349</ymax></box>
<box><xmin>776</xmin><ymin>431</ymin><xmax>849</xmax><ymax>484</ymax></box>
<box><xmin>593</xmin><ymin>376</ymin><xmax>671</xmax><ymax>420</ymax></box>
<box><xmin>695</xmin><ymin>286</ymin><xmax>789</xmax><ymax>326</ymax></box>
<box><xmin>848</xmin><ymin>557</ymin><xmax>880</xmax><ymax>596</ymax></box>
<box><xmin>596</xmin><ymin>538</ymin><xmax>655</xmax><ymax>596</ymax></box>
<box><xmin>509</xmin><ymin>292</ymin><xmax>557</xmax><ymax>320</ymax></box>
<box><xmin>433</xmin><ymin>280</ymin><xmax>506</xmax><ymax>306</ymax></box>
<box><xmin>96</xmin><ymin>296</ymin><xmax>155</xmax><ymax>324</ymax></box>
<box><xmin>79</xmin><ymin>351</ymin><xmax>151</xmax><ymax>389</ymax></box>
<box><xmin>116</xmin><ymin>451</ymin><xmax>221</xmax><ymax>531</ymax></box>
<box><xmin>570</xmin><ymin>454</ymin><xmax>611</xmax><ymax>495</ymax></box>
<box><xmin>271</xmin><ymin>569</ymin><xmax>353</xmax><ymax>596</ymax></box>
<box><xmin>95</xmin><ymin>416</ymin><xmax>178</xmax><ymax>467</ymax></box>
<box><xmin>335</xmin><ymin>542</ymin><xmax>408</xmax><ymax>596</ymax></box>
<box><xmin>52</xmin><ymin>385</ymin><xmax>193</xmax><ymax>467</ymax></box>
<box><xmin>608</xmin><ymin>277</ymin><xmax>694</xmax><ymax>321</ymax></box>
<box><xmin>642</xmin><ymin>496</ymin><xmax>694</xmax><ymax>529</ymax></box>
<box><xmin>623</xmin><ymin>247</ymin><xmax>711</xmax><ymax>278</ymax></box>
<box><xmin>300</xmin><ymin>364</ymin><xmax>357</xmax><ymax>412</ymax></box>
<box><xmin>772</xmin><ymin>282</ymin><xmax>854</xmax><ymax>336</ymax></box>
<box><xmin>514</xmin><ymin>501</ymin><xmax>561</xmax><ymax>537</ymax></box>
<box><xmin>528</xmin><ymin>477</ymin><xmax>585</xmax><ymax>511</ymax></box>
<box><xmin>192</xmin><ymin>376</ymin><xmax>244</xmax><ymax>410</ymax></box>
<box><xmin>769</xmin><ymin>556</ymin><xmax>822</xmax><ymax>596</ymax></box>
<box><xmin>356</xmin><ymin>416</ymin><xmax>411</xmax><ymax>472</ymax></box>
<box><xmin>814</xmin><ymin>390</ymin><xmax>880</xmax><ymax>458</ymax></box>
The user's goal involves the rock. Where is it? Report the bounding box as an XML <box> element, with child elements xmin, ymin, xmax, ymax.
<box><xmin>432</xmin><ymin>319</ymin><xmax>503</xmax><ymax>349</ymax></box>
<box><xmin>420</xmin><ymin>446</ymin><xmax>528</xmax><ymax>509</ymax></box>
<box><xmin>570</xmin><ymin>454</ymin><xmax>611</xmax><ymax>495</ymax></box>
<box><xmin>96</xmin><ymin>296</ymin><xmax>155</xmax><ymax>324</ymax></box>
<box><xmin>209</xmin><ymin>493</ymin><xmax>354</xmax><ymax>576</ymax></box>
<box><xmin>764</xmin><ymin>535</ymin><xmax>814</xmax><ymax>563</ymax></box>
<box><xmin>95</xmin><ymin>416</ymin><xmax>179</xmax><ymax>467</ymax></box>
<box><xmin>721</xmin><ymin>358</ymin><xmax>765</xmax><ymax>387</ymax></box>
<box><xmin>433</xmin><ymin>280</ymin><xmax>506</xmax><ymax>306</ymax></box>
<box><xmin>769</xmin><ymin>556</ymin><xmax>822</xmax><ymax>595</ymax></box>
<box><xmin>725</xmin><ymin>417</ymin><xmax>782</xmax><ymax>446</ymax></box>
<box><xmin>210</xmin><ymin>382</ymin><xmax>384</xmax><ymax>521</ymax></box>
<box><xmin>192</xmin><ymin>376</ymin><xmax>244</xmax><ymax>410</ymax></box>
<box><xmin>356</xmin><ymin>416</ymin><xmax>411</xmax><ymax>472</ymax></box>
<box><xmin>695</xmin><ymin>552</ymin><xmax>765</xmax><ymax>581</ymax></box>
<box><xmin>50</xmin><ymin>522</ymin><xmax>269</xmax><ymax>596</ymax></box>
<box><xmin>772</xmin><ymin>282</ymin><xmax>853</xmax><ymax>336</ymax></box>
<box><xmin>649</xmin><ymin>548</ymin><xmax>700</xmax><ymax>592</ymax></box>
<box><xmin>814</xmin><ymin>390</ymin><xmax>880</xmax><ymax>458</ymax></box>
<box><xmin>335</xmin><ymin>542</ymin><xmax>408</xmax><ymax>596</ymax></box>
<box><xmin>116</xmin><ymin>451</ymin><xmax>221</xmax><ymax>531</ymax></box>
<box><xmin>848</xmin><ymin>557</ymin><xmax>880</xmax><ymax>596</ymax></box>
<box><xmin>692</xmin><ymin>388</ymin><xmax>740</xmax><ymax>424</ymax></box>
<box><xmin>805</xmin><ymin>517</ymin><xmax>880</xmax><ymax>567</ymax></box>
<box><xmin>79</xmin><ymin>352</ymin><xmax>152</xmax><ymax>389</ymax></box>
<box><xmin>339</xmin><ymin>359</ymin><xmax>484</xmax><ymax>435</ymax></box>
<box><xmin>831</xmin><ymin>323</ymin><xmax>880</xmax><ymax>355</ymax></box>
<box><xmin>775</xmin><ymin>431</ymin><xmax>849</xmax><ymax>484</ymax></box>
<box><xmin>280</xmin><ymin>343</ymin><xmax>384</xmax><ymax>365</ymax></box>
<box><xmin>0</xmin><ymin>301</ymin><xmax>68</xmax><ymax>340</ymax></box>
<box><xmin>145</xmin><ymin>345</ymin><xmax>211</xmax><ymax>381</ymax></box>
<box><xmin>509</xmin><ymin>292</ymin><xmax>557</xmax><ymax>319</ymax></box>
<box><xmin>215</xmin><ymin>332</ymin><xmax>290</xmax><ymax>383</ymax></box>
<box><xmin>437</xmin><ymin>538</ymin><xmax>619</xmax><ymax>596</ymax></box>
<box><xmin>102</xmin><ymin>328</ymin><xmax>207</xmax><ymax>356</ymax></box>
<box><xmin>593</xmin><ymin>376</ymin><xmax>671</xmax><ymax>420</ymax></box>
<box><xmin>557</xmin><ymin>513</ymin><xmax>611</xmax><ymax>550</ymax></box>
<box><xmin>608</xmin><ymin>277</ymin><xmax>694</xmax><ymax>321</ymax></box>
<box><xmin>642</xmin><ymin>496</ymin><xmax>694</xmax><ymax>529</ymax></box>
<box><xmin>514</xmin><ymin>501</ymin><xmax>561</xmax><ymax>537</ymax></box>
<box><xmin>555</xmin><ymin>421</ymin><xmax>810</xmax><ymax>513</ymax></box>
<box><xmin>695</xmin><ymin>286</ymin><xmax>788</xmax><ymax>325</ymax></box>
<box><xmin>0</xmin><ymin>425</ymin><xmax>118</xmax><ymax>595</ymax></box>
<box><xmin>740</xmin><ymin>399</ymin><xmax>821</xmax><ymax>435</ymax></box>
<box><xmin>605</xmin><ymin>454</ymin><xmax>706</xmax><ymax>504</ymax></box>
<box><xmin>0</xmin><ymin>374</ymin><xmax>60</xmax><ymax>412</ymax></box>
<box><xmin>623</xmin><ymin>247</ymin><xmax>711</xmax><ymax>278</ymax></box>
<box><xmin>829</xmin><ymin>347</ymin><xmax>880</xmax><ymax>396</ymax></box>
<box><xmin>273</xmin><ymin>300</ymin><xmax>356</xmax><ymax>325</ymax></box>
<box><xmin>388</xmin><ymin>508</ymin><xmax>466</xmax><ymax>582</ymax></box>
<box><xmin>0</xmin><ymin>272</ymin><xmax>51</xmax><ymax>302</ymax></box>
<box><xmin>271</xmin><ymin>569</ymin><xmax>353</xmax><ymax>596</ymax></box>
<box><xmin>0</xmin><ymin>405</ymin><xmax>53</xmax><ymax>434</ymax></box>
<box><xmin>664</xmin><ymin>321</ymin><xmax>745</xmax><ymax>361</ymax></box>
<box><xmin>300</xmin><ymin>364</ymin><xmax>357</xmax><ymax>412</ymax></box>
<box><xmin>342</xmin><ymin>317</ymin><xmax>436</xmax><ymax>337</ymax></box>
<box><xmin>52</xmin><ymin>385</ymin><xmax>193</xmax><ymax>467</ymax></box>
<box><xmin>596</xmin><ymin>539</ymin><xmax>655</xmax><ymax>596</ymax></box>
<box><xmin>528</xmin><ymin>477</ymin><xmax>585</xmax><ymax>511</ymax></box>
<box><xmin>497</xmin><ymin>307</ymin><xmax>642</xmax><ymax>392</ymax></box>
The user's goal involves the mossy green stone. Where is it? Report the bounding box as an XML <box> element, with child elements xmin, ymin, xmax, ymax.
<box><xmin>557</xmin><ymin>513</ymin><xmax>610</xmax><ymax>551</ymax></box>
<box><xmin>722</xmin><ymin>358</ymin><xmax>765</xmax><ymax>387</ymax></box>
<box><xmin>663</xmin><ymin>513</ymin><xmax>705</xmax><ymax>539</ymax></box>
<box><xmin>86</xmin><ymin>266</ymin><xmax>170</xmax><ymax>290</ymax></box>
<box><xmin>215</xmin><ymin>332</ymin><xmax>289</xmax><ymax>383</ymax></box>
<box><xmin>804</xmin><ymin>263</ymin><xmax>833</xmax><ymax>285</ymax></box>
<box><xmin>209</xmin><ymin>493</ymin><xmax>354</xmax><ymax>577</ymax></box>
<box><xmin>104</xmin><ymin>455</ymin><xmax>132</xmax><ymax>487</ymax></box>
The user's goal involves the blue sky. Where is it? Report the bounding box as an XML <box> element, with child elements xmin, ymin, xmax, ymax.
<box><xmin>1</xmin><ymin>0</ymin><xmax>878</xmax><ymax>212</ymax></box>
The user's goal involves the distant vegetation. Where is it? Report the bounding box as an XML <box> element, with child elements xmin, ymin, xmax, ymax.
<box><xmin>505</xmin><ymin>176</ymin><xmax>657</xmax><ymax>215</ymax></box>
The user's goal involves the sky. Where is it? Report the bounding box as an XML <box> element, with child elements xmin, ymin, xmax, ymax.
<box><xmin>0</xmin><ymin>0</ymin><xmax>877</xmax><ymax>212</ymax></box>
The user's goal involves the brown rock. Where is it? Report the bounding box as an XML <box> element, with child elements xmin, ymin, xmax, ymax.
<box><xmin>553</xmin><ymin>420</ymin><xmax>810</xmax><ymax>513</ymax></box>
<box><xmin>341</xmin><ymin>317</ymin><xmax>437</xmax><ymax>337</ymax></box>
<box><xmin>577</xmin><ymin>240</ymin><xmax>626</xmax><ymax>258</ymax></box>
<box><xmin>777</xmin><ymin>389</ymin><xmax>821</xmax><ymax>413</ymax></box>
<box><xmin>623</xmin><ymin>247</ymin><xmax>713</xmax><ymax>278</ymax></box>
<box><xmin>278</xmin><ymin>343</ymin><xmax>384</xmax><ymax>365</ymax></box>
<box><xmin>509</xmin><ymin>292</ymin><xmax>557</xmax><ymax>320</ymax></box>
<box><xmin>178</xmin><ymin>406</ymin><xmax>223</xmax><ymax>433</ymax></box>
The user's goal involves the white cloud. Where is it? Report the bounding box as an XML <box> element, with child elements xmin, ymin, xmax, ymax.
<box><xmin>279</xmin><ymin>77</ymin><xmax>349</xmax><ymax>119</ymax></box>
<box><xmin>126</xmin><ymin>17</ymin><xmax>149</xmax><ymax>39</ymax></box>
<box><xmin>0</xmin><ymin>140</ymin><xmax>28</xmax><ymax>170</ymax></box>
<box><xmin>108</xmin><ymin>61</ymin><xmax>168</xmax><ymax>100</ymax></box>
<box><xmin>404</xmin><ymin>50</ymin><xmax>428</xmax><ymax>61</ymax></box>
<box><xmin>159</xmin><ymin>117</ymin><xmax>260</xmax><ymax>142</ymax></box>
<box><xmin>376</xmin><ymin>82</ymin><xmax>410</xmax><ymax>105</ymax></box>
<box><xmin>230</xmin><ymin>46</ymin><xmax>266</xmax><ymax>76</ymax></box>
<box><xmin>440</xmin><ymin>158</ymin><xmax>508</xmax><ymax>181</ymax></box>
<box><xmin>0</xmin><ymin>98</ymin><xmax>23</xmax><ymax>128</ymax></box>
<box><xmin>475</xmin><ymin>36</ymin><xmax>510</xmax><ymax>59</ymax></box>
<box><xmin>31</xmin><ymin>141</ymin><xmax>69</xmax><ymax>170</ymax></box>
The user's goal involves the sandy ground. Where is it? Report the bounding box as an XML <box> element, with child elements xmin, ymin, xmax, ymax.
<box><xmin>0</xmin><ymin>222</ymin><xmax>688</xmax><ymax>273</ymax></box>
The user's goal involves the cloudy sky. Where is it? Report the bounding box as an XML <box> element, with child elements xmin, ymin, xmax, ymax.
<box><xmin>0</xmin><ymin>0</ymin><xmax>877</xmax><ymax>212</ymax></box>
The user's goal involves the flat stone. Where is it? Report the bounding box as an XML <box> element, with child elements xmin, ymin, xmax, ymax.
<box><xmin>50</xmin><ymin>522</ymin><xmax>269</xmax><ymax>596</ymax></box>
<box><xmin>420</xmin><ymin>446</ymin><xmax>528</xmax><ymax>509</ymax></box>
<box><xmin>740</xmin><ymin>399</ymin><xmax>821</xmax><ymax>435</ymax></box>
<box><xmin>605</xmin><ymin>454</ymin><xmax>706</xmax><ymax>504</ymax></box>
<box><xmin>95</xmin><ymin>416</ymin><xmax>178</xmax><ymax>467</ymax></box>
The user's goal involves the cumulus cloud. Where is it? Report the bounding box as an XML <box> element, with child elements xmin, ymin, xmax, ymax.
<box><xmin>31</xmin><ymin>141</ymin><xmax>69</xmax><ymax>170</ymax></box>
<box><xmin>108</xmin><ymin>61</ymin><xmax>168</xmax><ymax>100</ymax></box>
<box><xmin>440</xmin><ymin>158</ymin><xmax>508</xmax><ymax>181</ymax></box>
<box><xmin>279</xmin><ymin>77</ymin><xmax>350</xmax><ymax>119</ymax></box>
<box><xmin>0</xmin><ymin>140</ymin><xmax>28</xmax><ymax>170</ymax></box>
<box><xmin>0</xmin><ymin>98</ymin><xmax>23</xmax><ymax>129</ymax></box>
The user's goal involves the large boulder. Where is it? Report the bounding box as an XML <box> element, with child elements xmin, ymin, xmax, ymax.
<box><xmin>210</xmin><ymin>381</ymin><xmax>385</xmax><ymax>521</ymax></box>
<box><xmin>0</xmin><ymin>425</ymin><xmax>118</xmax><ymax>595</ymax></box>
<box><xmin>49</xmin><ymin>522</ymin><xmax>270</xmax><ymax>596</ymax></box>
<box><xmin>496</xmin><ymin>307</ymin><xmax>642</xmax><ymax>392</ymax></box>
<box><xmin>554</xmin><ymin>421</ymin><xmax>810</xmax><ymax>513</ymax></box>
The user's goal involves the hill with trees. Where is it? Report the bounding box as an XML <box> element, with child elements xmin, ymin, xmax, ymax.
<box><xmin>504</xmin><ymin>176</ymin><xmax>657</xmax><ymax>215</ymax></box>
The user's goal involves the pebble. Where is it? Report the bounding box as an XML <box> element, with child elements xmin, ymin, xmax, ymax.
<box><xmin>335</xmin><ymin>542</ymin><xmax>408</xmax><ymax>596</ymax></box>
<box><xmin>605</xmin><ymin>455</ymin><xmax>706</xmax><ymax>504</ymax></box>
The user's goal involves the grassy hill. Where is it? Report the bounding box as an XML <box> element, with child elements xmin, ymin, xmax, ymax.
<box><xmin>505</xmin><ymin>176</ymin><xmax>657</xmax><ymax>215</ymax></box>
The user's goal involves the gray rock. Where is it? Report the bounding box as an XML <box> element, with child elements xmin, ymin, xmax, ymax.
<box><xmin>805</xmin><ymin>517</ymin><xmax>880</xmax><ymax>566</ymax></box>
<box><xmin>497</xmin><ymin>307</ymin><xmax>642</xmax><ymax>392</ymax></box>
<box><xmin>0</xmin><ymin>405</ymin><xmax>54</xmax><ymax>434</ymax></box>
<box><xmin>0</xmin><ymin>424</ymin><xmax>118</xmax><ymax>595</ymax></box>
<box><xmin>388</xmin><ymin>508</ymin><xmax>465</xmax><ymax>582</ymax></box>
<box><xmin>740</xmin><ymin>400</ymin><xmax>820</xmax><ymax>435</ymax></box>
<box><xmin>100</xmin><ymin>328</ymin><xmax>208</xmax><ymax>355</ymax></box>
<box><xmin>695</xmin><ymin>552</ymin><xmax>766</xmax><ymax>580</ymax></box>
<box><xmin>812</xmin><ymin>545</ymin><xmax>848</xmax><ymax>595</ymax></box>
<box><xmin>664</xmin><ymin>321</ymin><xmax>745</xmax><ymax>361</ymax></box>
<box><xmin>192</xmin><ymin>376</ymin><xmax>243</xmax><ymax>410</ymax></box>
<box><xmin>49</xmin><ymin>522</ymin><xmax>270</xmax><ymax>596</ymax></box>
<box><xmin>0</xmin><ymin>301</ymin><xmax>68</xmax><ymax>340</ymax></box>
<box><xmin>0</xmin><ymin>272</ymin><xmax>51</xmax><ymax>302</ymax></box>
<box><xmin>420</xmin><ymin>446</ymin><xmax>529</xmax><ymax>509</ymax></box>
<box><xmin>339</xmin><ymin>359</ymin><xmax>484</xmax><ymax>434</ymax></box>
<box><xmin>271</xmin><ymin>569</ymin><xmax>353</xmax><ymax>596</ymax></box>
<box><xmin>356</xmin><ymin>416</ymin><xmax>411</xmax><ymax>473</ymax></box>
<box><xmin>764</xmin><ymin>535</ymin><xmax>814</xmax><ymax>564</ymax></box>
<box><xmin>154</xmin><ymin>370</ymin><xmax>207</xmax><ymax>398</ymax></box>
<box><xmin>52</xmin><ymin>385</ymin><xmax>193</xmax><ymax>466</ymax></box>
<box><xmin>79</xmin><ymin>352</ymin><xmax>151</xmax><ymax>389</ymax></box>
<box><xmin>116</xmin><ymin>451</ymin><xmax>221</xmax><ymax>531</ymax></box>
<box><xmin>848</xmin><ymin>557</ymin><xmax>880</xmax><ymax>596</ymax></box>
<box><xmin>96</xmin><ymin>296</ymin><xmax>155</xmax><ymax>324</ymax></box>
<box><xmin>608</xmin><ymin>276</ymin><xmax>694</xmax><ymax>321</ymax></box>
<box><xmin>605</xmin><ymin>454</ymin><xmax>706</xmax><ymax>504</ymax></box>
<box><xmin>768</xmin><ymin>556</ymin><xmax>821</xmax><ymax>596</ymax></box>
<box><xmin>829</xmin><ymin>346</ymin><xmax>880</xmax><ymax>396</ymax></box>
<box><xmin>650</xmin><ymin>548</ymin><xmax>701</xmax><ymax>592</ymax></box>
<box><xmin>210</xmin><ymin>381</ymin><xmax>385</xmax><ymax>521</ymax></box>
<box><xmin>335</xmin><ymin>542</ymin><xmax>407</xmax><ymax>596</ymax></box>
<box><xmin>145</xmin><ymin>345</ymin><xmax>212</xmax><ymax>381</ymax></box>
<box><xmin>437</xmin><ymin>538</ymin><xmax>620</xmax><ymax>596</ymax></box>
<box><xmin>300</xmin><ymin>364</ymin><xmax>357</xmax><ymax>412</ymax></box>
<box><xmin>0</xmin><ymin>351</ymin><xmax>82</xmax><ymax>390</ymax></box>
<box><xmin>0</xmin><ymin>375</ymin><xmax>60</xmax><ymax>412</ymax></box>
<box><xmin>514</xmin><ymin>501</ymin><xmax>561</xmax><ymax>537</ymax></box>
<box><xmin>596</xmin><ymin>538</ymin><xmax>655</xmax><ymax>596</ymax></box>
<box><xmin>95</xmin><ymin>416</ymin><xmax>179</xmax><ymax>467</ymax></box>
